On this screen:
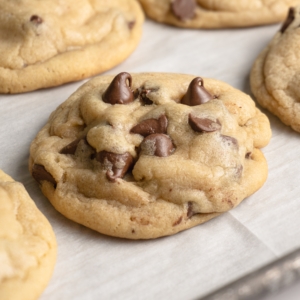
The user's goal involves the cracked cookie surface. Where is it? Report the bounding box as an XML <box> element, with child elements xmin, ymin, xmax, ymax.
<box><xmin>251</xmin><ymin>6</ymin><xmax>300</xmax><ymax>132</ymax></box>
<box><xmin>0</xmin><ymin>170</ymin><xmax>56</xmax><ymax>300</ymax></box>
<box><xmin>0</xmin><ymin>0</ymin><xmax>143</xmax><ymax>93</ymax></box>
<box><xmin>29</xmin><ymin>72</ymin><xmax>271</xmax><ymax>239</ymax></box>
<box><xmin>138</xmin><ymin>0</ymin><xmax>300</xmax><ymax>28</ymax></box>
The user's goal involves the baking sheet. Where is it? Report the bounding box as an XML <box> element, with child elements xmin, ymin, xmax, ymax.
<box><xmin>1</xmin><ymin>19</ymin><xmax>300</xmax><ymax>300</ymax></box>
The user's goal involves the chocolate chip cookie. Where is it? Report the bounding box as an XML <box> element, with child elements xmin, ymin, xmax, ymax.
<box><xmin>0</xmin><ymin>0</ymin><xmax>144</xmax><ymax>93</ymax></box>
<box><xmin>29</xmin><ymin>72</ymin><xmax>271</xmax><ymax>239</ymax></box>
<box><xmin>0</xmin><ymin>170</ymin><xmax>56</xmax><ymax>300</ymax></box>
<box><xmin>251</xmin><ymin>6</ymin><xmax>300</xmax><ymax>132</ymax></box>
<box><xmin>138</xmin><ymin>0</ymin><xmax>300</xmax><ymax>28</ymax></box>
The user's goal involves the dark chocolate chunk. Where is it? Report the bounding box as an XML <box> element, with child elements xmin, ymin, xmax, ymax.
<box><xmin>171</xmin><ymin>0</ymin><xmax>196</xmax><ymax>21</ymax></box>
<box><xmin>187</xmin><ymin>201</ymin><xmax>198</xmax><ymax>218</ymax></box>
<box><xmin>96</xmin><ymin>151</ymin><xmax>133</xmax><ymax>181</ymax></box>
<box><xmin>189</xmin><ymin>114</ymin><xmax>221</xmax><ymax>132</ymax></box>
<box><xmin>130</xmin><ymin>114</ymin><xmax>168</xmax><ymax>137</ymax></box>
<box><xmin>32</xmin><ymin>164</ymin><xmax>56</xmax><ymax>187</ymax></box>
<box><xmin>60</xmin><ymin>136</ymin><xmax>86</xmax><ymax>155</ymax></box>
<box><xmin>280</xmin><ymin>7</ymin><xmax>295</xmax><ymax>33</ymax></box>
<box><xmin>181</xmin><ymin>77</ymin><xmax>213</xmax><ymax>106</ymax></box>
<box><xmin>30</xmin><ymin>15</ymin><xmax>43</xmax><ymax>24</ymax></box>
<box><xmin>221</xmin><ymin>135</ymin><xmax>239</xmax><ymax>149</ymax></box>
<box><xmin>139</xmin><ymin>133</ymin><xmax>175</xmax><ymax>157</ymax></box>
<box><xmin>102</xmin><ymin>72</ymin><xmax>134</xmax><ymax>105</ymax></box>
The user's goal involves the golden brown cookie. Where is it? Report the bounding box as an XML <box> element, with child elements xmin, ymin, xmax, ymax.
<box><xmin>0</xmin><ymin>170</ymin><xmax>56</xmax><ymax>300</ymax></box>
<box><xmin>251</xmin><ymin>6</ymin><xmax>300</xmax><ymax>132</ymax></box>
<box><xmin>138</xmin><ymin>0</ymin><xmax>300</xmax><ymax>28</ymax></box>
<box><xmin>0</xmin><ymin>0</ymin><xmax>144</xmax><ymax>93</ymax></box>
<box><xmin>29</xmin><ymin>72</ymin><xmax>271</xmax><ymax>239</ymax></box>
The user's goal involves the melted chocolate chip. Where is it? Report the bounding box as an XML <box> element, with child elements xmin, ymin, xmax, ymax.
<box><xmin>96</xmin><ymin>151</ymin><xmax>133</xmax><ymax>181</ymax></box>
<box><xmin>280</xmin><ymin>7</ymin><xmax>295</xmax><ymax>33</ymax></box>
<box><xmin>138</xmin><ymin>88</ymin><xmax>155</xmax><ymax>105</ymax></box>
<box><xmin>189</xmin><ymin>114</ymin><xmax>221</xmax><ymax>132</ymax></box>
<box><xmin>171</xmin><ymin>0</ymin><xmax>196</xmax><ymax>21</ymax></box>
<box><xmin>181</xmin><ymin>77</ymin><xmax>213</xmax><ymax>106</ymax></box>
<box><xmin>130</xmin><ymin>115</ymin><xmax>168</xmax><ymax>137</ymax></box>
<box><xmin>60</xmin><ymin>136</ymin><xmax>87</xmax><ymax>155</ymax></box>
<box><xmin>140</xmin><ymin>91</ymin><xmax>153</xmax><ymax>105</ymax></box>
<box><xmin>187</xmin><ymin>201</ymin><xmax>198</xmax><ymax>218</ymax></box>
<box><xmin>173</xmin><ymin>216</ymin><xmax>183</xmax><ymax>226</ymax></box>
<box><xmin>102</xmin><ymin>72</ymin><xmax>134</xmax><ymax>105</ymax></box>
<box><xmin>32</xmin><ymin>164</ymin><xmax>56</xmax><ymax>187</ymax></box>
<box><xmin>128</xmin><ymin>21</ymin><xmax>136</xmax><ymax>29</ymax></box>
<box><xmin>139</xmin><ymin>134</ymin><xmax>175</xmax><ymax>157</ymax></box>
<box><xmin>30</xmin><ymin>15</ymin><xmax>43</xmax><ymax>24</ymax></box>
<box><xmin>245</xmin><ymin>152</ymin><xmax>252</xmax><ymax>159</ymax></box>
<box><xmin>221</xmin><ymin>135</ymin><xmax>239</xmax><ymax>149</ymax></box>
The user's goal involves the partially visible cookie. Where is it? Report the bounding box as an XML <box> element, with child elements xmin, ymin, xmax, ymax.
<box><xmin>0</xmin><ymin>170</ymin><xmax>56</xmax><ymax>300</ymax></box>
<box><xmin>251</xmin><ymin>6</ymin><xmax>300</xmax><ymax>132</ymax></box>
<box><xmin>29</xmin><ymin>72</ymin><xmax>271</xmax><ymax>239</ymax></box>
<box><xmin>0</xmin><ymin>0</ymin><xmax>144</xmax><ymax>93</ymax></box>
<box><xmin>138</xmin><ymin>0</ymin><xmax>300</xmax><ymax>28</ymax></box>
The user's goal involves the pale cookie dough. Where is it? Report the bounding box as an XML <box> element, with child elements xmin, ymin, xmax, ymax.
<box><xmin>29</xmin><ymin>72</ymin><xmax>271</xmax><ymax>239</ymax></box>
<box><xmin>251</xmin><ymin>6</ymin><xmax>300</xmax><ymax>132</ymax></box>
<box><xmin>0</xmin><ymin>0</ymin><xmax>144</xmax><ymax>93</ymax></box>
<box><xmin>0</xmin><ymin>170</ymin><xmax>56</xmax><ymax>300</ymax></box>
<box><xmin>138</xmin><ymin>0</ymin><xmax>300</xmax><ymax>28</ymax></box>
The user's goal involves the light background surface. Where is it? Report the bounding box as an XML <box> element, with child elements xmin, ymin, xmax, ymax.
<box><xmin>1</xmin><ymin>18</ymin><xmax>300</xmax><ymax>300</ymax></box>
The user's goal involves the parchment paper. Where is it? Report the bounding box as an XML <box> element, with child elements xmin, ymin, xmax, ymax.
<box><xmin>1</xmin><ymin>19</ymin><xmax>300</xmax><ymax>300</ymax></box>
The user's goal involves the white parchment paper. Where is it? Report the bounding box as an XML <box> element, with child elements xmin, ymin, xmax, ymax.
<box><xmin>1</xmin><ymin>19</ymin><xmax>300</xmax><ymax>300</ymax></box>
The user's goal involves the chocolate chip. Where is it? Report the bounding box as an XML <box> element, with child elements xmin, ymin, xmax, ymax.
<box><xmin>138</xmin><ymin>88</ymin><xmax>155</xmax><ymax>105</ymax></box>
<box><xmin>102</xmin><ymin>72</ymin><xmax>134</xmax><ymax>105</ymax></box>
<box><xmin>140</xmin><ymin>91</ymin><xmax>153</xmax><ymax>105</ymax></box>
<box><xmin>171</xmin><ymin>0</ymin><xmax>196</xmax><ymax>21</ymax></box>
<box><xmin>30</xmin><ymin>15</ymin><xmax>43</xmax><ymax>24</ymax></box>
<box><xmin>181</xmin><ymin>77</ymin><xmax>213</xmax><ymax>106</ymax></box>
<box><xmin>245</xmin><ymin>152</ymin><xmax>252</xmax><ymax>159</ymax></box>
<box><xmin>128</xmin><ymin>21</ymin><xmax>136</xmax><ymax>29</ymax></box>
<box><xmin>139</xmin><ymin>134</ymin><xmax>175</xmax><ymax>157</ymax></box>
<box><xmin>130</xmin><ymin>114</ymin><xmax>168</xmax><ymax>137</ymax></box>
<box><xmin>189</xmin><ymin>114</ymin><xmax>221</xmax><ymax>132</ymax></box>
<box><xmin>187</xmin><ymin>201</ymin><xmax>198</xmax><ymax>218</ymax></box>
<box><xmin>280</xmin><ymin>7</ymin><xmax>295</xmax><ymax>33</ymax></box>
<box><xmin>172</xmin><ymin>216</ymin><xmax>183</xmax><ymax>226</ymax></box>
<box><xmin>60</xmin><ymin>136</ymin><xmax>87</xmax><ymax>155</ymax></box>
<box><xmin>96</xmin><ymin>151</ymin><xmax>133</xmax><ymax>181</ymax></box>
<box><xmin>221</xmin><ymin>135</ymin><xmax>239</xmax><ymax>149</ymax></box>
<box><xmin>32</xmin><ymin>164</ymin><xmax>56</xmax><ymax>187</ymax></box>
